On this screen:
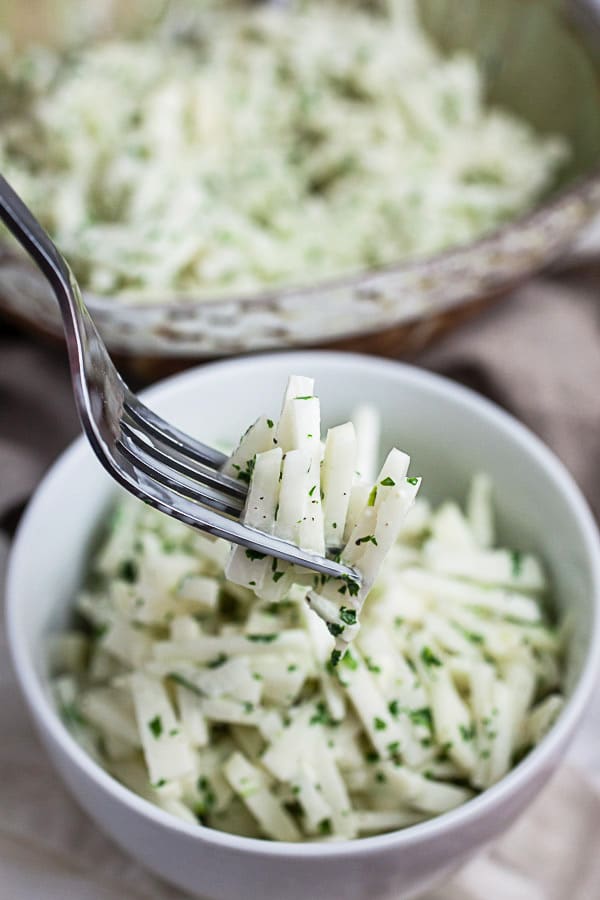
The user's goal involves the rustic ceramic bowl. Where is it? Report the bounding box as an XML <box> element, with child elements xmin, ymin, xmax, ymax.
<box><xmin>1</xmin><ymin>0</ymin><xmax>600</xmax><ymax>360</ymax></box>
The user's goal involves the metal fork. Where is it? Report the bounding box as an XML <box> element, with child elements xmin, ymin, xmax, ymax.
<box><xmin>0</xmin><ymin>174</ymin><xmax>358</xmax><ymax>582</ymax></box>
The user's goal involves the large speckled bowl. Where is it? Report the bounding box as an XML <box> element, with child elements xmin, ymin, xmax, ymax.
<box><xmin>1</xmin><ymin>0</ymin><xmax>600</xmax><ymax>362</ymax></box>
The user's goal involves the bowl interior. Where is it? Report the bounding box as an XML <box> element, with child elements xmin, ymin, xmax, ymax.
<box><xmin>10</xmin><ymin>353</ymin><xmax>598</xmax><ymax>730</ymax></box>
<box><xmin>420</xmin><ymin>0</ymin><xmax>600</xmax><ymax>182</ymax></box>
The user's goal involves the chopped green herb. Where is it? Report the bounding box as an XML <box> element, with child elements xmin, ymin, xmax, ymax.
<box><xmin>409</xmin><ymin>707</ymin><xmax>433</xmax><ymax>729</ymax></box>
<box><xmin>308</xmin><ymin>485</ymin><xmax>317</xmax><ymax>497</ymax></box>
<box><xmin>243</xmin><ymin>701</ymin><xmax>254</xmax><ymax>713</ymax></box>
<box><xmin>310</xmin><ymin>701</ymin><xmax>339</xmax><ymax>727</ymax></box>
<box><xmin>406</xmin><ymin>477</ymin><xmax>419</xmax><ymax>485</ymax></box>
<box><xmin>207</xmin><ymin>653</ymin><xmax>228</xmax><ymax>669</ymax></box>
<box><xmin>327</xmin><ymin>622</ymin><xmax>345</xmax><ymax>637</ymax></box>
<box><xmin>90</xmin><ymin>622</ymin><xmax>108</xmax><ymax>640</ymax></box>
<box><xmin>452</xmin><ymin>622</ymin><xmax>485</xmax><ymax>645</ymax></box>
<box><xmin>420</xmin><ymin>646</ymin><xmax>443</xmax><ymax>668</ymax></box>
<box><xmin>246</xmin><ymin>633</ymin><xmax>278</xmax><ymax>643</ymax></box>
<box><xmin>365</xmin><ymin>750</ymin><xmax>380</xmax><ymax>763</ymax></box>
<box><xmin>329</xmin><ymin>649</ymin><xmax>342</xmax><ymax>667</ymax></box>
<box><xmin>339</xmin><ymin>606</ymin><xmax>357</xmax><ymax>626</ymax></box>
<box><xmin>148</xmin><ymin>715</ymin><xmax>163</xmax><ymax>739</ymax></box>
<box><xmin>267</xmin><ymin>419</ymin><xmax>274</xmax><ymax>428</ymax></box>
<box><xmin>340</xmin><ymin>576</ymin><xmax>360</xmax><ymax>598</ymax></box>
<box><xmin>152</xmin><ymin>778</ymin><xmax>167</xmax><ymax>788</ymax></box>
<box><xmin>332</xmin><ymin>522</ymin><xmax>337</xmax><ymax>529</ymax></box>
<box><xmin>388</xmin><ymin>699</ymin><xmax>400</xmax><ymax>717</ymax></box>
<box><xmin>245</xmin><ymin>549</ymin><xmax>266</xmax><ymax>561</ymax></box>
<box><xmin>367</xmin><ymin>485</ymin><xmax>378</xmax><ymax>507</ymax></box>
<box><xmin>287</xmin><ymin>663</ymin><xmax>298</xmax><ymax>672</ymax></box>
<box><xmin>237</xmin><ymin>456</ymin><xmax>256</xmax><ymax>484</ymax></box>
<box><xmin>272</xmin><ymin>570</ymin><xmax>285</xmax><ymax>583</ymax></box>
<box><xmin>459</xmin><ymin>724</ymin><xmax>476</xmax><ymax>742</ymax></box>
<box><xmin>355</xmin><ymin>534</ymin><xmax>378</xmax><ymax>546</ymax></box>
<box><xmin>375</xmin><ymin>771</ymin><xmax>386</xmax><ymax>783</ymax></box>
<box><xmin>196</xmin><ymin>776</ymin><xmax>216</xmax><ymax>812</ymax></box>
<box><xmin>341</xmin><ymin>651</ymin><xmax>358</xmax><ymax>671</ymax></box>
<box><xmin>380</xmin><ymin>476</ymin><xmax>396</xmax><ymax>487</ymax></box>
<box><xmin>167</xmin><ymin>672</ymin><xmax>201</xmax><ymax>695</ymax></box>
<box><xmin>118</xmin><ymin>558</ymin><xmax>138</xmax><ymax>583</ymax></box>
<box><xmin>511</xmin><ymin>550</ymin><xmax>523</xmax><ymax>577</ymax></box>
<box><xmin>59</xmin><ymin>702</ymin><xmax>87</xmax><ymax>728</ymax></box>
<box><xmin>373</xmin><ymin>716</ymin><xmax>387</xmax><ymax>731</ymax></box>
<box><xmin>366</xmin><ymin>657</ymin><xmax>381</xmax><ymax>673</ymax></box>
<box><xmin>318</xmin><ymin>817</ymin><xmax>333</xmax><ymax>835</ymax></box>
<box><xmin>294</xmin><ymin>395</ymin><xmax>314</xmax><ymax>400</ymax></box>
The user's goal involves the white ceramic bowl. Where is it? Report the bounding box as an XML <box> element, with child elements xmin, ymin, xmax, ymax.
<box><xmin>7</xmin><ymin>352</ymin><xmax>600</xmax><ymax>900</ymax></box>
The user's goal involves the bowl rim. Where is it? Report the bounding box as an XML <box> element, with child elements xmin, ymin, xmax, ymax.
<box><xmin>81</xmin><ymin>170</ymin><xmax>600</xmax><ymax>312</ymax></box>
<box><xmin>3</xmin><ymin>168</ymin><xmax>599</xmax><ymax>318</ymax></box>
<box><xmin>7</xmin><ymin>351</ymin><xmax>600</xmax><ymax>859</ymax></box>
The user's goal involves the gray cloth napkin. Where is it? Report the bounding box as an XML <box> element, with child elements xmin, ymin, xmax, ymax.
<box><xmin>1</xmin><ymin>269</ymin><xmax>599</xmax><ymax>899</ymax></box>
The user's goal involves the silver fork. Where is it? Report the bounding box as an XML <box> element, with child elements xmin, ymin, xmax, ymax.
<box><xmin>0</xmin><ymin>174</ymin><xmax>358</xmax><ymax>583</ymax></box>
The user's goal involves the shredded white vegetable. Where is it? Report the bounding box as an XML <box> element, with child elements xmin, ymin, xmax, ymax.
<box><xmin>0</xmin><ymin>0</ymin><xmax>568</xmax><ymax>301</ymax></box>
<box><xmin>224</xmin><ymin>376</ymin><xmax>419</xmax><ymax>654</ymax></box>
<box><xmin>52</xmin><ymin>395</ymin><xmax>564</xmax><ymax>842</ymax></box>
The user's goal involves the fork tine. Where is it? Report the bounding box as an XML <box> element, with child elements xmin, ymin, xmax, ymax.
<box><xmin>114</xmin><ymin>446</ymin><xmax>358</xmax><ymax>580</ymax></box>
<box><xmin>120</xmin><ymin>418</ymin><xmax>247</xmax><ymax>502</ymax></box>
<box><xmin>124</xmin><ymin>393</ymin><xmax>229</xmax><ymax>470</ymax></box>
<box><xmin>113</xmin><ymin>442</ymin><xmax>358</xmax><ymax>579</ymax></box>
<box><xmin>117</xmin><ymin>431</ymin><xmax>244</xmax><ymax>518</ymax></box>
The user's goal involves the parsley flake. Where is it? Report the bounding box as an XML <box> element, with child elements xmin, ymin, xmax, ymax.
<box><xmin>339</xmin><ymin>606</ymin><xmax>357</xmax><ymax>626</ymax></box>
<box><xmin>511</xmin><ymin>550</ymin><xmax>523</xmax><ymax>577</ymax></box>
<box><xmin>329</xmin><ymin>649</ymin><xmax>342</xmax><ymax>667</ymax></box>
<box><xmin>420</xmin><ymin>646</ymin><xmax>442</xmax><ymax>667</ymax></box>
<box><xmin>245</xmin><ymin>549</ymin><xmax>266</xmax><ymax>561</ymax></box>
<box><xmin>318</xmin><ymin>818</ymin><xmax>333</xmax><ymax>835</ymax></box>
<box><xmin>460</xmin><ymin>724</ymin><xmax>476</xmax><ymax>742</ymax></box>
<box><xmin>148</xmin><ymin>716</ymin><xmax>163</xmax><ymax>739</ymax></box>
<box><xmin>355</xmin><ymin>534</ymin><xmax>378</xmax><ymax>546</ymax></box>
<box><xmin>207</xmin><ymin>653</ymin><xmax>228</xmax><ymax>669</ymax></box>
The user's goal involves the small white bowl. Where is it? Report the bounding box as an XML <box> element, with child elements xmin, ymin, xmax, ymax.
<box><xmin>6</xmin><ymin>352</ymin><xmax>600</xmax><ymax>900</ymax></box>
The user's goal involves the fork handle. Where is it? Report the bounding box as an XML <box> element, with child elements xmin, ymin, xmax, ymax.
<box><xmin>0</xmin><ymin>174</ymin><xmax>108</xmax><ymax>394</ymax></box>
<box><xmin>0</xmin><ymin>174</ymin><xmax>73</xmax><ymax>305</ymax></box>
